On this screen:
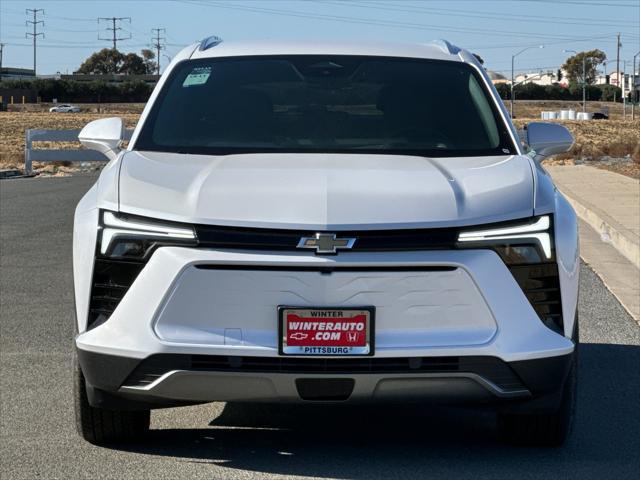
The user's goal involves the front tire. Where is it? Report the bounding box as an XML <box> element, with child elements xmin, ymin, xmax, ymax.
<box><xmin>498</xmin><ymin>319</ymin><xmax>579</xmax><ymax>447</ymax></box>
<box><xmin>73</xmin><ymin>353</ymin><xmax>150</xmax><ymax>444</ymax></box>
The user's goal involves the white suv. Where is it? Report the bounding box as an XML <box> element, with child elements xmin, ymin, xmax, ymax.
<box><xmin>72</xmin><ymin>38</ymin><xmax>579</xmax><ymax>446</ymax></box>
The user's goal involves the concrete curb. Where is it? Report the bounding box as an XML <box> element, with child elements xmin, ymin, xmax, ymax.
<box><xmin>560</xmin><ymin>190</ymin><xmax>640</xmax><ymax>269</ymax></box>
<box><xmin>578</xmin><ymin>219</ymin><xmax>640</xmax><ymax>322</ymax></box>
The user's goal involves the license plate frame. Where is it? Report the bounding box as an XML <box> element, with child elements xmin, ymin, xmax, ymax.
<box><xmin>278</xmin><ymin>306</ymin><xmax>375</xmax><ymax>356</ymax></box>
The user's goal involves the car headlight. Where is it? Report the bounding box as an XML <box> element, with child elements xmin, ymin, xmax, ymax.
<box><xmin>99</xmin><ymin>210</ymin><xmax>197</xmax><ymax>259</ymax></box>
<box><xmin>457</xmin><ymin>215</ymin><xmax>553</xmax><ymax>264</ymax></box>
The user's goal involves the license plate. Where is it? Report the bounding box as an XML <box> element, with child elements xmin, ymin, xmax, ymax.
<box><xmin>279</xmin><ymin>307</ymin><xmax>374</xmax><ymax>356</ymax></box>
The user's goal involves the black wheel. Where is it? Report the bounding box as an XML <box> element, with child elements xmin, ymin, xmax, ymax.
<box><xmin>73</xmin><ymin>353</ymin><xmax>150</xmax><ymax>445</ymax></box>
<box><xmin>498</xmin><ymin>317</ymin><xmax>579</xmax><ymax>447</ymax></box>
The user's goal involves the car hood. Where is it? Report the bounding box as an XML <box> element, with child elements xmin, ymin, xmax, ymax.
<box><xmin>118</xmin><ymin>151</ymin><xmax>534</xmax><ymax>230</ymax></box>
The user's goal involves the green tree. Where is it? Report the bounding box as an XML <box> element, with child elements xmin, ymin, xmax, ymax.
<box><xmin>120</xmin><ymin>53</ymin><xmax>147</xmax><ymax>74</ymax></box>
<box><xmin>76</xmin><ymin>48</ymin><xmax>156</xmax><ymax>75</ymax></box>
<box><xmin>140</xmin><ymin>49</ymin><xmax>157</xmax><ymax>74</ymax></box>
<box><xmin>76</xmin><ymin>48</ymin><xmax>123</xmax><ymax>74</ymax></box>
<box><xmin>561</xmin><ymin>50</ymin><xmax>606</xmax><ymax>85</ymax></box>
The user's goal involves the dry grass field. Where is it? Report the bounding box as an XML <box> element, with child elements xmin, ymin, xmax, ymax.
<box><xmin>512</xmin><ymin>121</ymin><xmax>639</xmax><ymax>179</ymax></box>
<box><xmin>510</xmin><ymin>100</ymin><xmax>628</xmax><ymax>120</ymax></box>
<box><xmin>1</xmin><ymin>101</ymin><xmax>638</xmax><ymax>177</ymax></box>
<box><xmin>0</xmin><ymin>111</ymin><xmax>140</xmax><ymax>173</ymax></box>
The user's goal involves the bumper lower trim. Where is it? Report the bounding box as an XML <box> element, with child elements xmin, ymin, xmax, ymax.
<box><xmin>122</xmin><ymin>354</ymin><xmax>529</xmax><ymax>393</ymax></box>
<box><xmin>119</xmin><ymin>369</ymin><xmax>531</xmax><ymax>401</ymax></box>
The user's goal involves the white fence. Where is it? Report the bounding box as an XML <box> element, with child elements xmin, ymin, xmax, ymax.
<box><xmin>25</xmin><ymin>128</ymin><xmax>134</xmax><ymax>174</ymax></box>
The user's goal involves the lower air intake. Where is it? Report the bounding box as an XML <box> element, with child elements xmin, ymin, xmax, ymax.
<box><xmin>509</xmin><ymin>263</ymin><xmax>563</xmax><ymax>333</ymax></box>
<box><xmin>87</xmin><ymin>259</ymin><xmax>145</xmax><ymax>329</ymax></box>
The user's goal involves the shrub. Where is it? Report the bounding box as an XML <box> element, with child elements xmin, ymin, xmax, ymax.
<box><xmin>495</xmin><ymin>82</ymin><xmax>510</xmax><ymax>99</ymax></box>
<box><xmin>598</xmin><ymin>84</ymin><xmax>622</xmax><ymax>102</ymax></box>
<box><xmin>0</xmin><ymin>78</ymin><xmax>153</xmax><ymax>103</ymax></box>
<box><xmin>513</xmin><ymin>82</ymin><xmax>547</xmax><ymax>100</ymax></box>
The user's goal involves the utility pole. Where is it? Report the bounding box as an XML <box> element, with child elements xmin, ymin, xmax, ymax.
<box><xmin>616</xmin><ymin>33</ymin><xmax>621</xmax><ymax>90</ymax></box>
<box><xmin>98</xmin><ymin>17</ymin><xmax>131</xmax><ymax>50</ymax></box>
<box><xmin>633</xmin><ymin>51</ymin><xmax>639</xmax><ymax>120</ymax></box>
<box><xmin>510</xmin><ymin>44</ymin><xmax>544</xmax><ymax>118</ymax></box>
<box><xmin>582</xmin><ymin>56</ymin><xmax>586</xmax><ymax>112</ymax></box>
<box><xmin>151</xmin><ymin>28</ymin><xmax>166</xmax><ymax>75</ymax></box>
<box><xmin>26</xmin><ymin>9</ymin><xmax>44</xmax><ymax>75</ymax></box>
<box><xmin>0</xmin><ymin>43</ymin><xmax>4</xmax><ymax>79</ymax></box>
<box><xmin>622</xmin><ymin>59</ymin><xmax>627</xmax><ymax>119</ymax></box>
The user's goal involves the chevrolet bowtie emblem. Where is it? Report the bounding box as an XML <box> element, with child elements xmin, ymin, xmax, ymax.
<box><xmin>297</xmin><ymin>233</ymin><xmax>356</xmax><ymax>254</ymax></box>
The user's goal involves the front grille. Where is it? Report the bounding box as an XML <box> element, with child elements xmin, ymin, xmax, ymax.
<box><xmin>87</xmin><ymin>259</ymin><xmax>145</xmax><ymax>329</ymax></box>
<box><xmin>195</xmin><ymin>223</ymin><xmax>460</xmax><ymax>252</ymax></box>
<box><xmin>508</xmin><ymin>263</ymin><xmax>563</xmax><ymax>333</ymax></box>
<box><xmin>123</xmin><ymin>354</ymin><xmax>527</xmax><ymax>393</ymax></box>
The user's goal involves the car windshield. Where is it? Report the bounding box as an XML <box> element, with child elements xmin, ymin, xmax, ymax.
<box><xmin>134</xmin><ymin>55</ymin><xmax>516</xmax><ymax>157</ymax></box>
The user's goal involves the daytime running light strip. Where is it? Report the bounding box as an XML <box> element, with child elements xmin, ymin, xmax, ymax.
<box><xmin>457</xmin><ymin>215</ymin><xmax>552</xmax><ymax>259</ymax></box>
<box><xmin>100</xmin><ymin>212</ymin><xmax>195</xmax><ymax>255</ymax></box>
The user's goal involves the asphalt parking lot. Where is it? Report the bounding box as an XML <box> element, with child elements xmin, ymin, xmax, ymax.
<box><xmin>1</xmin><ymin>175</ymin><xmax>639</xmax><ymax>479</ymax></box>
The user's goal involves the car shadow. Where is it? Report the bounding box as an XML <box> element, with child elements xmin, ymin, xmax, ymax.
<box><xmin>113</xmin><ymin>343</ymin><xmax>640</xmax><ymax>479</ymax></box>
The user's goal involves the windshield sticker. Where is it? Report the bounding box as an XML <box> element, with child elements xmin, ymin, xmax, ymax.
<box><xmin>183</xmin><ymin>66</ymin><xmax>211</xmax><ymax>87</ymax></box>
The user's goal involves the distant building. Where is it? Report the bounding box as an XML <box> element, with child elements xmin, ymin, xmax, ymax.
<box><xmin>0</xmin><ymin>67</ymin><xmax>36</xmax><ymax>80</ymax></box>
<box><xmin>60</xmin><ymin>74</ymin><xmax>159</xmax><ymax>85</ymax></box>
<box><xmin>0</xmin><ymin>69</ymin><xmax>160</xmax><ymax>86</ymax></box>
<box><xmin>513</xmin><ymin>71</ymin><xmax>559</xmax><ymax>86</ymax></box>
<box><xmin>594</xmin><ymin>73</ymin><xmax>608</xmax><ymax>85</ymax></box>
<box><xmin>606</xmin><ymin>71</ymin><xmax>635</xmax><ymax>93</ymax></box>
<box><xmin>487</xmin><ymin>71</ymin><xmax>508</xmax><ymax>85</ymax></box>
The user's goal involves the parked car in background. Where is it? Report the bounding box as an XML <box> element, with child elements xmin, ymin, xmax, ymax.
<box><xmin>72</xmin><ymin>38</ymin><xmax>579</xmax><ymax>447</ymax></box>
<box><xmin>49</xmin><ymin>104</ymin><xmax>81</xmax><ymax>113</ymax></box>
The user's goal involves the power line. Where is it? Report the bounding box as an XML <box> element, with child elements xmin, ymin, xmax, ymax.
<box><xmin>175</xmin><ymin>0</ymin><xmax>628</xmax><ymax>42</ymax></box>
<box><xmin>26</xmin><ymin>8</ymin><xmax>44</xmax><ymax>75</ymax></box>
<box><xmin>151</xmin><ymin>28</ymin><xmax>166</xmax><ymax>75</ymax></box>
<box><xmin>324</xmin><ymin>0</ymin><xmax>639</xmax><ymax>28</ymax></box>
<box><xmin>45</xmin><ymin>27</ymin><xmax>100</xmax><ymax>34</ymax></box>
<box><xmin>45</xmin><ymin>14</ymin><xmax>95</xmax><ymax>22</ymax></box>
<box><xmin>41</xmin><ymin>38</ymin><xmax>106</xmax><ymax>45</ymax></box>
<box><xmin>4</xmin><ymin>42</ymin><xmax>150</xmax><ymax>49</ymax></box>
<box><xmin>98</xmin><ymin>16</ymin><xmax>131</xmax><ymax>50</ymax></box>
<box><xmin>525</xmin><ymin>0</ymin><xmax>639</xmax><ymax>7</ymax></box>
<box><xmin>474</xmin><ymin>34</ymin><xmax>625</xmax><ymax>50</ymax></box>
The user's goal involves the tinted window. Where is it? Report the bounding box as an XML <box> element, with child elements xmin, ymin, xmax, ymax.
<box><xmin>135</xmin><ymin>55</ymin><xmax>515</xmax><ymax>157</ymax></box>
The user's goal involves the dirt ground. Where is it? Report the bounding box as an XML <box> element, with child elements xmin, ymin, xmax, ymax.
<box><xmin>1</xmin><ymin>101</ymin><xmax>638</xmax><ymax>178</ymax></box>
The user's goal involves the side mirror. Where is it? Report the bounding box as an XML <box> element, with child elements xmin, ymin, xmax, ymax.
<box><xmin>78</xmin><ymin>117</ymin><xmax>125</xmax><ymax>161</ymax></box>
<box><xmin>525</xmin><ymin>122</ymin><xmax>574</xmax><ymax>161</ymax></box>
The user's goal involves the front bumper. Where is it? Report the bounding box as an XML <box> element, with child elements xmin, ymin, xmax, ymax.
<box><xmin>76</xmin><ymin>247</ymin><xmax>575</xmax><ymax>408</ymax></box>
<box><xmin>78</xmin><ymin>348</ymin><xmax>574</xmax><ymax>410</ymax></box>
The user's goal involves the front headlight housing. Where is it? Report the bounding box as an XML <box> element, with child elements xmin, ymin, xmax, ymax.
<box><xmin>457</xmin><ymin>215</ymin><xmax>553</xmax><ymax>264</ymax></box>
<box><xmin>458</xmin><ymin>215</ymin><xmax>561</xmax><ymax>333</ymax></box>
<box><xmin>98</xmin><ymin>210</ymin><xmax>197</xmax><ymax>259</ymax></box>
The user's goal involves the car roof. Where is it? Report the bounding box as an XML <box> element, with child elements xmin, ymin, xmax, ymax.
<box><xmin>188</xmin><ymin>39</ymin><xmax>465</xmax><ymax>63</ymax></box>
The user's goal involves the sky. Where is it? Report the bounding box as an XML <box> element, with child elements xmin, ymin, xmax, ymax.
<box><xmin>0</xmin><ymin>0</ymin><xmax>639</xmax><ymax>76</ymax></box>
